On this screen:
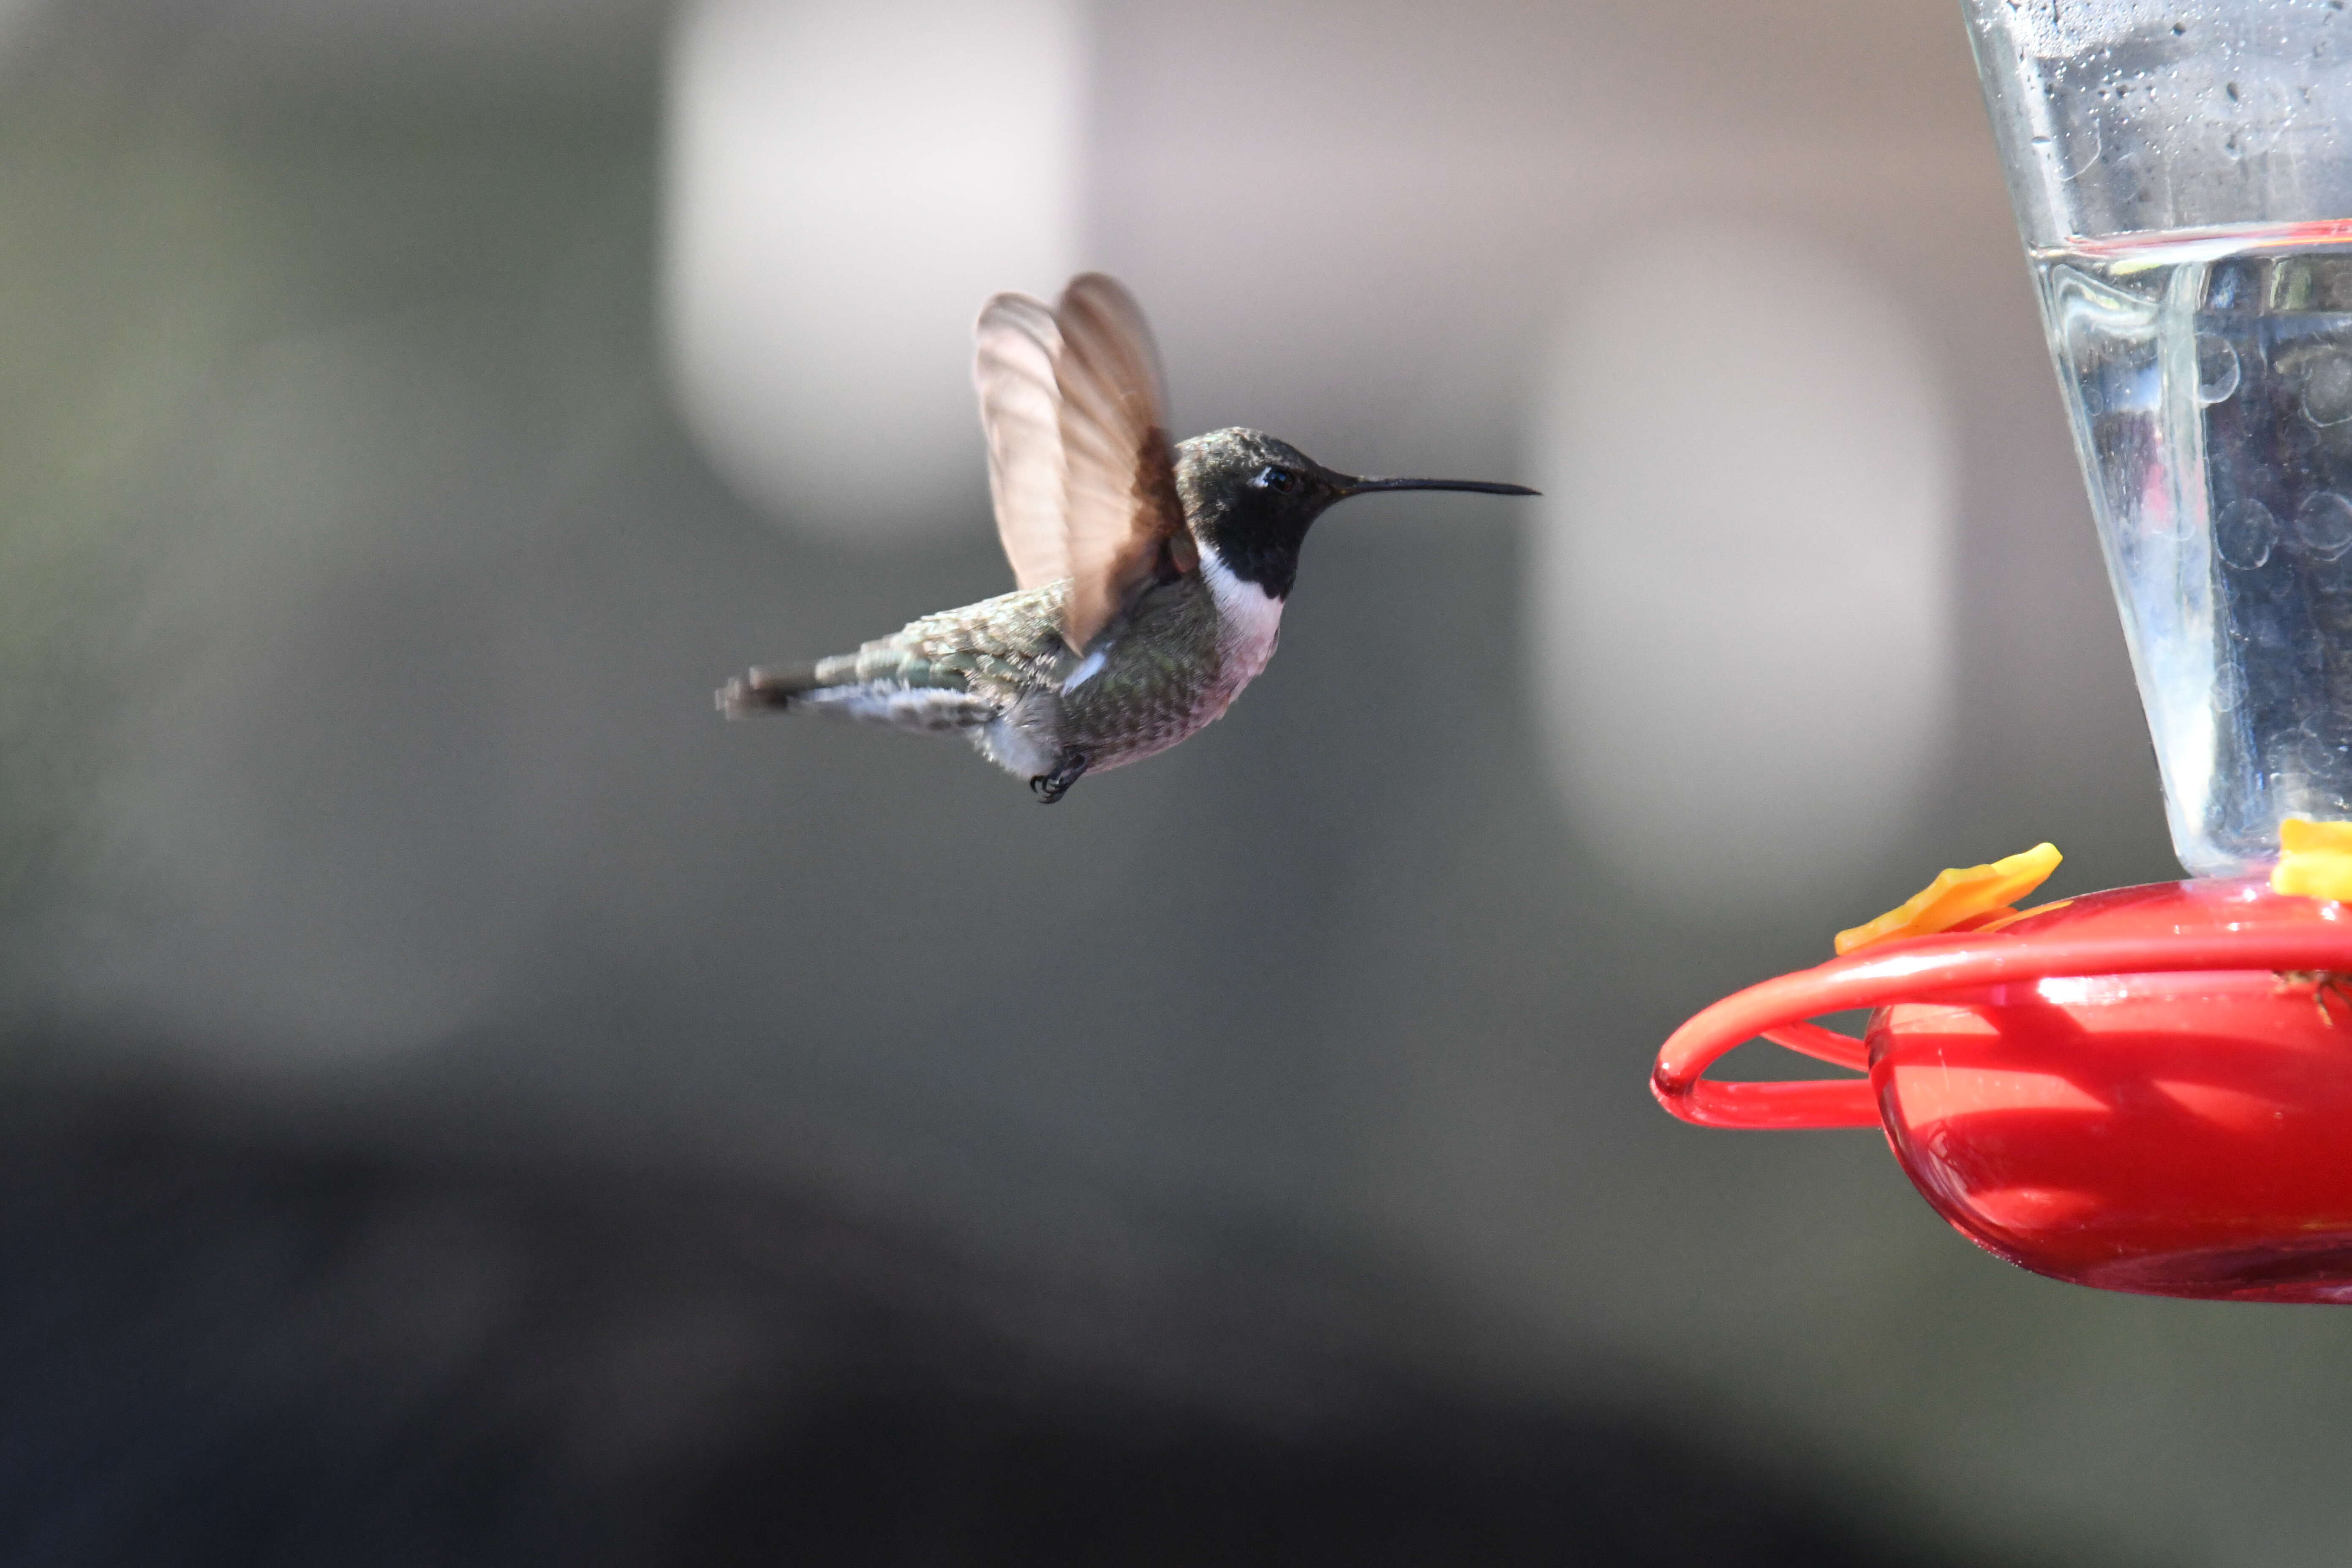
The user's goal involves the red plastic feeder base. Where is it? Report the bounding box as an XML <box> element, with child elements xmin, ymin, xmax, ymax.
<box><xmin>1653</xmin><ymin>879</ymin><xmax>2352</xmax><ymax>1303</ymax></box>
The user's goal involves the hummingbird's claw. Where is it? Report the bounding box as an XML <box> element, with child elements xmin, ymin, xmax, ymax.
<box><xmin>1029</xmin><ymin>747</ymin><xmax>1090</xmax><ymax>804</ymax></box>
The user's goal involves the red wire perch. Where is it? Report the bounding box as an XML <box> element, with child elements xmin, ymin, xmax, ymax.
<box><xmin>1653</xmin><ymin>889</ymin><xmax>2352</xmax><ymax>1132</ymax></box>
<box><xmin>1761</xmin><ymin>1021</ymin><xmax>1869</xmax><ymax>1071</ymax></box>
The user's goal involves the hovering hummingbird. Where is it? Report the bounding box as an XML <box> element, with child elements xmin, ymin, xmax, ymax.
<box><xmin>717</xmin><ymin>274</ymin><xmax>1535</xmax><ymax>802</ymax></box>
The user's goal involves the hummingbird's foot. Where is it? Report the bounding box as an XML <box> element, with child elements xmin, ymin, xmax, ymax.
<box><xmin>1029</xmin><ymin>748</ymin><xmax>1090</xmax><ymax>804</ymax></box>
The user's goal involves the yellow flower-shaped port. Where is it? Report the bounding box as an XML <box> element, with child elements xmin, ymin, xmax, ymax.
<box><xmin>1834</xmin><ymin>842</ymin><xmax>2063</xmax><ymax>957</ymax></box>
<box><xmin>2273</xmin><ymin>817</ymin><xmax>2352</xmax><ymax>902</ymax></box>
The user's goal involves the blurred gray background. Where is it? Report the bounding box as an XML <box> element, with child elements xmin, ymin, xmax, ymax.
<box><xmin>0</xmin><ymin>0</ymin><xmax>2341</xmax><ymax>1561</ymax></box>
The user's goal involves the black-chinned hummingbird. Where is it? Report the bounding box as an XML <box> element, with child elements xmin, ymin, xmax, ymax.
<box><xmin>717</xmin><ymin>275</ymin><xmax>1535</xmax><ymax>802</ymax></box>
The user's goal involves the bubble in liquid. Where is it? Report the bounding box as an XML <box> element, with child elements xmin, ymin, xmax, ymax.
<box><xmin>2195</xmin><ymin>334</ymin><xmax>2241</xmax><ymax>403</ymax></box>
<box><xmin>2210</xmin><ymin>76</ymin><xmax>2292</xmax><ymax>160</ymax></box>
<box><xmin>2284</xmin><ymin>735</ymin><xmax>2330</xmax><ymax>789</ymax></box>
<box><xmin>2292</xmin><ymin>490</ymin><xmax>2352</xmax><ymax>560</ymax></box>
<box><xmin>2301</xmin><ymin>725</ymin><xmax>2352</xmax><ymax>779</ymax></box>
<box><xmin>2216</xmin><ymin>496</ymin><xmax>2280</xmax><ymax>568</ymax></box>
<box><xmin>2303</xmin><ymin>353</ymin><xmax>2352</xmax><ymax>426</ymax></box>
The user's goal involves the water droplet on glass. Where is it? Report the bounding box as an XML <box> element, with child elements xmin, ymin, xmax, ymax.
<box><xmin>2031</xmin><ymin>120</ymin><xmax>2102</xmax><ymax>179</ymax></box>
<box><xmin>2293</xmin><ymin>491</ymin><xmax>2352</xmax><ymax>560</ymax></box>
<box><xmin>2304</xmin><ymin>353</ymin><xmax>2352</xmax><ymax>425</ymax></box>
<box><xmin>2196</xmin><ymin>334</ymin><xmax>2241</xmax><ymax>403</ymax></box>
<box><xmin>2217</xmin><ymin>497</ymin><xmax>2280</xmax><ymax>568</ymax></box>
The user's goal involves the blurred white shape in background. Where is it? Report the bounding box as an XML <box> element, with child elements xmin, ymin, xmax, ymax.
<box><xmin>662</xmin><ymin>0</ymin><xmax>1083</xmax><ymax>541</ymax></box>
<box><xmin>1529</xmin><ymin>225</ymin><xmax>1953</xmax><ymax>912</ymax></box>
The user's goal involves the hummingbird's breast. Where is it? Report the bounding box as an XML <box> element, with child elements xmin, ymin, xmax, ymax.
<box><xmin>1052</xmin><ymin>553</ymin><xmax>1284</xmax><ymax>768</ymax></box>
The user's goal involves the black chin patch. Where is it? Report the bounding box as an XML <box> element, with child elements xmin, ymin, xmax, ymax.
<box><xmin>1206</xmin><ymin>520</ymin><xmax>1307</xmax><ymax>600</ymax></box>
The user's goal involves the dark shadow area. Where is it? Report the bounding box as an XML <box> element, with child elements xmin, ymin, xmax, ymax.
<box><xmin>0</xmin><ymin>1057</ymin><xmax>2044</xmax><ymax>1568</ymax></box>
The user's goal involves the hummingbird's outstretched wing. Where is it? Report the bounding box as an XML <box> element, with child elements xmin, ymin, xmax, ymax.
<box><xmin>972</xmin><ymin>293</ymin><xmax>1070</xmax><ymax>597</ymax></box>
<box><xmin>972</xmin><ymin>274</ymin><xmax>1190</xmax><ymax>653</ymax></box>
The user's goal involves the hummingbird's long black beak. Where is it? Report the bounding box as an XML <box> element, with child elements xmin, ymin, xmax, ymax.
<box><xmin>1337</xmin><ymin>475</ymin><xmax>1539</xmax><ymax>498</ymax></box>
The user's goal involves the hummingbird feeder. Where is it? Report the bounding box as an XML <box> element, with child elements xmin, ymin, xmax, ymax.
<box><xmin>1653</xmin><ymin>2</ymin><xmax>2352</xmax><ymax>1304</ymax></box>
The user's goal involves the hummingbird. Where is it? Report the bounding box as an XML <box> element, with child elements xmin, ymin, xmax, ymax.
<box><xmin>717</xmin><ymin>274</ymin><xmax>1535</xmax><ymax>803</ymax></box>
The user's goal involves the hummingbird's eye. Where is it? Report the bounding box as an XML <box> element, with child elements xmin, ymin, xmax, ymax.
<box><xmin>1254</xmin><ymin>466</ymin><xmax>1300</xmax><ymax>493</ymax></box>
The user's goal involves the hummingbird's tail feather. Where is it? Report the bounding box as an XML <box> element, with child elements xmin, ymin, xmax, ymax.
<box><xmin>716</xmin><ymin>662</ymin><xmax>823</xmax><ymax>716</ymax></box>
<box><xmin>720</xmin><ymin>585</ymin><xmax>1061</xmax><ymax>735</ymax></box>
<box><xmin>717</xmin><ymin>657</ymin><xmax>1004</xmax><ymax>734</ymax></box>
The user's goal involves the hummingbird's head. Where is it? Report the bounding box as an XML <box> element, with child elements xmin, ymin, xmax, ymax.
<box><xmin>1175</xmin><ymin>428</ymin><xmax>1537</xmax><ymax>600</ymax></box>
